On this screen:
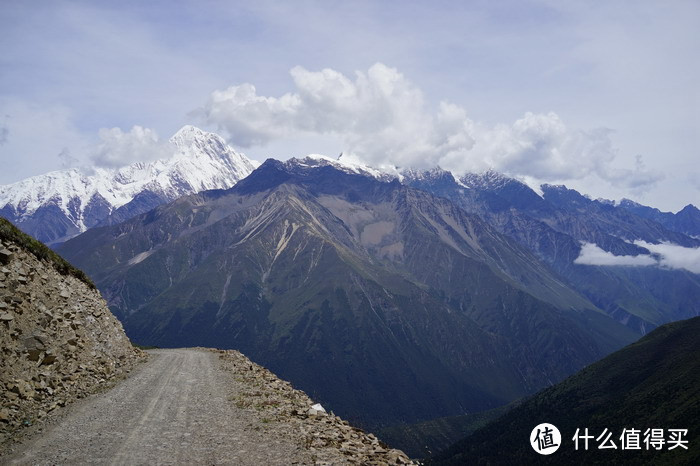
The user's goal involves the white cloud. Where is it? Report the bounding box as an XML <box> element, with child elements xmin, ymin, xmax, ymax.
<box><xmin>90</xmin><ymin>126</ymin><xmax>173</xmax><ymax>168</ymax></box>
<box><xmin>198</xmin><ymin>63</ymin><xmax>441</xmax><ymax>169</ymax></box>
<box><xmin>575</xmin><ymin>241</ymin><xmax>700</xmax><ymax>274</ymax></box>
<box><xmin>574</xmin><ymin>242</ymin><xmax>657</xmax><ymax>267</ymax></box>
<box><xmin>198</xmin><ymin>63</ymin><xmax>661</xmax><ymax>192</ymax></box>
<box><xmin>0</xmin><ymin>99</ymin><xmax>90</xmax><ymax>184</ymax></box>
<box><xmin>0</xmin><ymin>101</ymin><xmax>177</xmax><ymax>181</ymax></box>
<box><xmin>634</xmin><ymin>240</ymin><xmax>700</xmax><ymax>274</ymax></box>
<box><xmin>455</xmin><ymin>112</ymin><xmax>620</xmax><ymax>180</ymax></box>
<box><xmin>2</xmin><ymin>1</ymin><xmax>695</xmax><ymax>211</ymax></box>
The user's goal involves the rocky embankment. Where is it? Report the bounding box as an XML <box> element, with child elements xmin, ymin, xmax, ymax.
<box><xmin>0</xmin><ymin>227</ymin><xmax>143</xmax><ymax>445</ymax></box>
<box><xmin>217</xmin><ymin>349</ymin><xmax>415</xmax><ymax>465</ymax></box>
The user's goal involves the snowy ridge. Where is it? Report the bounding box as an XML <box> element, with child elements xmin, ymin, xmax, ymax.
<box><xmin>288</xmin><ymin>154</ymin><xmax>398</xmax><ymax>182</ymax></box>
<box><xmin>460</xmin><ymin>170</ymin><xmax>545</xmax><ymax>198</ymax></box>
<box><xmin>460</xmin><ymin>169</ymin><xmax>516</xmax><ymax>190</ymax></box>
<box><xmin>0</xmin><ymin>125</ymin><xmax>256</xmax><ymax>232</ymax></box>
<box><xmin>290</xmin><ymin>157</ymin><xmax>546</xmax><ymax>199</ymax></box>
<box><xmin>287</xmin><ymin>155</ymin><xmax>545</xmax><ymax>195</ymax></box>
<box><xmin>400</xmin><ymin>166</ymin><xmax>462</xmax><ymax>185</ymax></box>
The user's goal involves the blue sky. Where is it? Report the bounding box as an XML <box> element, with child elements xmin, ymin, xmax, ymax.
<box><xmin>1</xmin><ymin>0</ymin><xmax>698</xmax><ymax>211</ymax></box>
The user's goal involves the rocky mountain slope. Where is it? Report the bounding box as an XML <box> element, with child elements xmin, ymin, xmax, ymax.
<box><xmin>400</xmin><ymin>169</ymin><xmax>700</xmax><ymax>334</ymax></box>
<box><xmin>618</xmin><ymin>199</ymin><xmax>700</xmax><ymax>238</ymax></box>
<box><xmin>0</xmin><ymin>218</ymin><xmax>143</xmax><ymax>444</ymax></box>
<box><xmin>432</xmin><ymin>316</ymin><xmax>700</xmax><ymax>465</ymax></box>
<box><xmin>0</xmin><ymin>126</ymin><xmax>256</xmax><ymax>245</ymax></box>
<box><xmin>58</xmin><ymin>158</ymin><xmax>638</xmax><ymax>429</ymax></box>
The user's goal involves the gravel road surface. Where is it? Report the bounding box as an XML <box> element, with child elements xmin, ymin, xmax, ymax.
<box><xmin>3</xmin><ymin>349</ymin><xmax>313</xmax><ymax>465</ymax></box>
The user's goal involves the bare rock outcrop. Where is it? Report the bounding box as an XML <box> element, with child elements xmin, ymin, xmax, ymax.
<box><xmin>216</xmin><ymin>349</ymin><xmax>416</xmax><ymax>465</ymax></box>
<box><xmin>0</xmin><ymin>234</ymin><xmax>143</xmax><ymax>444</ymax></box>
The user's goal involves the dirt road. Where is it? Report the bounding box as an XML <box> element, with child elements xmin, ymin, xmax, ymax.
<box><xmin>3</xmin><ymin>349</ymin><xmax>313</xmax><ymax>465</ymax></box>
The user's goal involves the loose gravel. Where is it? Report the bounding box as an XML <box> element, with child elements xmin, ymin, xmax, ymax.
<box><xmin>2</xmin><ymin>349</ymin><xmax>315</xmax><ymax>465</ymax></box>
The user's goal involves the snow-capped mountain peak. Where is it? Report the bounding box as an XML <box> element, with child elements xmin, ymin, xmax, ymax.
<box><xmin>170</xmin><ymin>124</ymin><xmax>208</xmax><ymax>142</ymax></box>
<box><xmin>0</xmin><ymin>125</ymin><xmax>256</xmax><ymax>244</ymax></box>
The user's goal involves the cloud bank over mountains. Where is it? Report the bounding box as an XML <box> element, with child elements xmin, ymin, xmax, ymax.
<box><xmin>197</xmin><ymin>63</ymin><xmax>662</xmax><ymax>191</ymax></box>
<box><xmin>575</xmin><ymin>241</ymin><xmax>700</xmax><ymax>274</ymax></box>
<box><xmin>0</xmin><ymin>62</ymin><xmax>677</xmax><ymax>208</ymax></box>
<box><xmin>0</xmin><ymin>62</ymin><xmax>678</xmax><ymax>208</ymax></box>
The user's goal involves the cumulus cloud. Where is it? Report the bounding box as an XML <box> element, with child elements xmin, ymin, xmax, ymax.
<box><xmin>575</xmin><ymin>241</ymin><xmax>700</xmax><ymax>274</ymax></box>
<box><xmin>574</xmin><ymin>242</ymin><xmax>657</xmax><ymax>267</ymax></box>
<box><xmin>455</xmin><ymin>112</ymin><xmax>622</xmax><ymax>180</ymax></box>
<box><xmin>90</xmin><ymin>126</ymin><xmax>173</xmax><ymax>168</ymax></box>
<box><xmin>197</xmin><ymin>63</ymin><xmax>661</xmax><ymax>192</ymax></box>
<box><xmin>0</xmin><ymin>102</ymin><xmax>176</xmax><ymax>182</ymax></box>
<box><xmin>198</xmin><ymin>63</ymin><xmax>446</xmax><ymax>168</ymax></box>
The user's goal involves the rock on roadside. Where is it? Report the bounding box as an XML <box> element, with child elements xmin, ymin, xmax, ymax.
<box><xmin>216</xmin><ymin>349</ymin><xmax>417</xmax><ymax>465</ymax></box>
<box><xmin>0</xmin><ymin>234</ymin><xmax>144</xmax><ymax>445</ymax></box>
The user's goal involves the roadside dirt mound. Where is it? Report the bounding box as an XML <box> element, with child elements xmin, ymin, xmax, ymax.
<box><xmin>0</xmin><ymin>234</ymin><xmax>143</xmax><ymax>444</ymax></box>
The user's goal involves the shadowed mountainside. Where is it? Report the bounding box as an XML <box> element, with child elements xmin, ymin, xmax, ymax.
<box><xmin>432</xmin><ymin>316</ymin><xmax>700</xmax><ymax>465</ymax></box>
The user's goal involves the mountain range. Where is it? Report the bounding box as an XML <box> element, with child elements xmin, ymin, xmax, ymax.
<box><xmin>3</xmin><ymin>127</ymin><xmax>699</xmax><ymax>438</ymax></box>
<box><xmin>618</xmin><ymin>199</ymin><xmax>700</xmax><ymax>238</ymax></box>
<box><xmin>0</xmin><ymin>126</ymin><xmax>256</xmax><ymax>245</ymax></box>
<box><xmin>398</xmin><ymin>168</ymin><xmax>700</xmax><ymax>334</ymax></box>
<box><xmin>57</xmin><ymin>156</ymin><xmax>644</xmax><ymax>429</ymax></box>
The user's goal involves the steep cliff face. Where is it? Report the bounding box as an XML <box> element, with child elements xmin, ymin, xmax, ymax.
<box><xmin>0</xmin><ymin>218</ymin><xmax>143</xmax><ymax>443</ymax></box>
